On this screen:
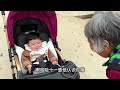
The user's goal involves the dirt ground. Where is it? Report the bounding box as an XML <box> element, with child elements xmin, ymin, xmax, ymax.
<box><xmin>0</xmin><ymin>14</ymin><xmax>12</xmax><ymax>79</ymax></box>
<box><xmin>1</xmin><ymin>11</ymin><xmax>119</xmax><ymax>79</ymax></box>
<box><xmin>56</xmin><ymin>11</ymin><xmax>108</xmax><ymax>79</ymax></box>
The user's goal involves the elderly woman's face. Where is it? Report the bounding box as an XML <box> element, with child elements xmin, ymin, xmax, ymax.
<box><xmin>87</xmin><ymin>38</ymin><xmax>94</xmax><ymax>51</ymax></box>
<box><xmin>87</xmin><ymin>38</ymin><xmax>113</xmax><ymax>58</ymax></box>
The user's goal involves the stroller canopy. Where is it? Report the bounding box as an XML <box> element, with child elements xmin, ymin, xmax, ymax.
<box><xmin>7</xmin><ymin>11</ymin><xmax>57</xmax><ymax>46</ymax></box>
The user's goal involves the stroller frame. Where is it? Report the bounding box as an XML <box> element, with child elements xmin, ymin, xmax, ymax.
<box><xmin>1</xmin><ymin>11</ymin><xmax>64</xmax><ymax>79</ymax></box>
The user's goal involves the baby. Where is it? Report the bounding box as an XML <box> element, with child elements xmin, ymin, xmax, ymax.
<box><xmin>21</xmin><ymin>32</ymin><xmax>58</xmax><ymax>74</ymax></box>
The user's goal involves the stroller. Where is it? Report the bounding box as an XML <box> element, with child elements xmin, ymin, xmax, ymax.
<box><xmin>4</xmin><ymin>11</ymin><xmax>80</xmax><ymax>79</ymax></box>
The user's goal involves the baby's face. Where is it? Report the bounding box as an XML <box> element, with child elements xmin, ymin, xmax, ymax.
<box><xmin>28</xmin><ymin>39</ymin><xmax>42</xmax><ymax>51</ymax></box>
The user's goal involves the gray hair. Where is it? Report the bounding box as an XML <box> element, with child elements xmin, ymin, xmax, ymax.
<box><xmin>84</xmin><ymin>11</ymin><xmax>120</xmax><ymax>53</ymax></box>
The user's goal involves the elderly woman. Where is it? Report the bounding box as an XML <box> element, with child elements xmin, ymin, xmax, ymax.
<box><xmin>84</xmin><ymin>11</ymin><xmax>120</xmax><ymax>79</ymax></box>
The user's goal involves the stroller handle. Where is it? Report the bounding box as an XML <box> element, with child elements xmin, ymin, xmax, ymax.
<box><xmin>1</xmin><ymin>11</ymin><xmax>5</xmax><ymax>15</ymax></box>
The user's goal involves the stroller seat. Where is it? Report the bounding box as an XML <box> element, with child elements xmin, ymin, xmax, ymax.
<box><xmin>15</xmin><ymin>38</ymin><xmax>58</xmax><ymax>74</ymax></box>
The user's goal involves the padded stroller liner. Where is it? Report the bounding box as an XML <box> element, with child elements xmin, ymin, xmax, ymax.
<box><xmin>18</xmin><ymin>61</ymin><xmax>80</xmax><ymax>79</ymax></box>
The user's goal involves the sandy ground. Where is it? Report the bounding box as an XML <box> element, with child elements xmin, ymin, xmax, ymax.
<box><xmin>0</xmin><ymin>11</ymin><xmax>112</xmax><ymax>79</ymax></box>
<box><xmin>56</xmin><ymin>11</ymin><xmax>108</xmax><ymax>79</ymax></box>
<box><xmin>0</xmin><ymin>14</ymin><xmax>12</xmax><ymax>79</ymax></box>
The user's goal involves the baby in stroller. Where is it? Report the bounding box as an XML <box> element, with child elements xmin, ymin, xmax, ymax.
<box><xmin>21</xmin><ymin>32</ymin><xmax>58</xmax><ymax>74</ymax></box>
<box><xmin>6</xmin><ymin>11</ymin><xmax>80</xmax><ymax>79</ymax></box>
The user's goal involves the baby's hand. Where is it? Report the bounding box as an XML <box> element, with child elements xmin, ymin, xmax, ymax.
<box><xmin>41</xmin><ymin>54</ymin><xmax>47</xmax><ymax>58</ymax></box>
<box><xmin>27</xmin><ymin>64</ymin><xmax>32</xmax><ymax>73</ymax></box>
<box><xmin>51</xmin><ymin>60</ymin><xmax>58</xmax><ymax>65</ymax></box>
<box><xmin>50</xmin><ymin>57</ymin><xmax>58</xmax><ymax>65</ymax></box>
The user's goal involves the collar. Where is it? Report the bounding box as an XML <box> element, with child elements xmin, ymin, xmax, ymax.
<box><xmin>103</xmin><ymin>44</ymin><xmax>120</xmax><ymax>66</ymax></box>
